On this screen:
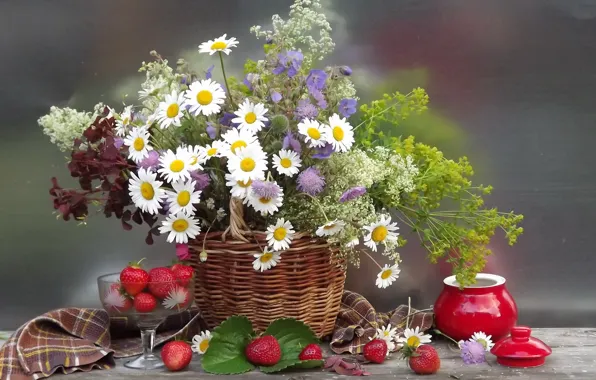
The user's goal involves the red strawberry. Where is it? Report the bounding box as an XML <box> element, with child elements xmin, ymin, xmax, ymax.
<box><xmin>363</xmin><ymin>339</ymin><xmax>387</xmax><ymax>364</ymax></box>
<box><xmin>408</xmin><ymin>345</ymin><xmax>441</xmax><ymax>375</ymax></box>
<box><xmin>134</xmin><ymin>292</ymin><xmax>157</xmax><ymax>313</ymax></box>
<box><xmin>148</xmin><ymin>267</ymin><xmax>176</xmax><ymax>299</ymax></box>
<box><xmin>161</xmin><ymin>341</ymin><xmax>193</xmax><ymax>371</ymax></box>
<box><xmin>299</xmin><ymin>343</ymin><xmax>323</xmax><ymax>360</ymax></box>
<box><xmin>245</xmin><ymin>336</ymin><xmax>281</xmax><ymax>366</ymax></box>
<box><xmin>119</xmin><ymin>259</ymin><xmax>149</xmax><ymax>296</ymax></box>
<box><xmin>171</xmin><ymin>263</ymin><xmax>194</xmax><ymax>287</ymax></box>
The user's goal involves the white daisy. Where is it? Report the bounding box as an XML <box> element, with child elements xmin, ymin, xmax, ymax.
<box><xmin>375</xmin><ymin>264</ymin><xmax>400</xmax><ymax>289</ymax></box>
<box><xmin>397</xmin><ymin>326</ymin><xmax>432</xmax><ymax>349</ymax></box>
<box><xmin>167</xmin><ymin>180</ymin><xmax>202</xmax><ymax>216</ymax></box>
<box><xmin>221</xmin><ymin>128</ymin><xmax>258</xmax><ymax>156</ymax></box>
<box><xmin>115</xmin><ymin>105</ymin><xmax>133</xmax><ymax>136</ymax></box>
<box><xmin>297</xmin><ymin>118</ymin><xmax>327</xmax><ymax>148</ymax></box>
<box><xmin>245</xmin><ymin>187</ymin><xmax>284</xmax><ymax>216</ymax></box>
<box><xmin>103</xmin><ymin>287</ymin><xmax>128</xmax><ymax>311</ymax></box>
<box><xmin>158</xmin><ymin>148</ymin><xmax>193</xmax><ymax>183</ymax></box>
<box><xmin>159</xmin><ymin>212</ymin><xmax>201</xmax><ymax>244</ymax></box>
<box><xmin>363</xmin><ymin>216</ymin><xmax>400</xmax><ymax>252</ymax></box>
<box><xmin>123</xmin><ymin>127</ymin><xmax>153</xmax><ymax>163</ymax></box>
<box><xmin>315</xmin><ymin>219</ymin><xmax>346</xmax><ymax>237</ymax></box>
<box><xmin>184</xmin><ymin>79</ymin><xmax>226</xmax><ymax>117</ymax></box>
<box><xmin>162</xmin><ymin>285</ymin><xmax>190</xmax><ymax>309</ymax></box>
<box><xmin>470</xmin><ymin>332</ymin><xmax>495</xmax><ymax>352</ymax></box>
<box><xmin>128</xmin><ymin>168</ymin><xmax>166</xmax><ymax>215</ymax></box>
<box><xmin>198</xmin><ymin>34</ymin><xmax>238</xmax><ymax>55</ymax></box>
<box><xmin>192</xmin><ymin>331</ymin><xmax>212</xmax><ymax>355</ymax></box>
<box><xmin>203</xmin><ymin>140</ymin><xmax>228</xmax><ymax>160</ymax></box>
<box><xmin>266</xmin><ymin>218</ymin><xmax>295</xmax><ymax>251</ymax></box>
<box><xmin>231</xmin><ymin>99</ymin><xmax>268</xmax><ymax>134</ymax></box>
<box><xmin>376</xmin><ymin>324</ymin><xmax>398</xmax><ymax>353</ymax></box>
<box><xmin>272</xmin><ymin>149</ymin><xmax>302</xmax><ymax>177</ymax></box>
<box><xmin>323</xmin><ymin>113</ymin><xmax>354</xmax><ymax>152</ymax></box>
<box><xmin>252</xmin><ymin>248</ymin><xmax>281</xmax><ymax>272</ymax></box>
<box><xmin>184</xmin><ymin>145</ymin><xmax>207</xmax><ymax>171</ymax></box>
<box><xmin>227</xmin><ymin>145</ymin><xmax>268</xmax><ymax>183</ymax></box>
<box><xmin>156</xmin><ymin>90</ymin><xmax>185</xmax><ymax>129</ymax></box>
<box><xmin>225</xmin><ymin>174</ymin><xmax>261</xmax><ymax>199</ymax></box>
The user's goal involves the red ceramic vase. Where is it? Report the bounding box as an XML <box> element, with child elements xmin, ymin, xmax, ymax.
<box><xmin>433</xmin><ymin>273</ymin><xmax>518</xmax><ymax>342</ymax></box>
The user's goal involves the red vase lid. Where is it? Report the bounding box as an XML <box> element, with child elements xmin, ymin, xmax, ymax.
<box><xmin>490</xmin><ymin>326</ymin><xmax>552</xmax><ymax>368</ymax></box>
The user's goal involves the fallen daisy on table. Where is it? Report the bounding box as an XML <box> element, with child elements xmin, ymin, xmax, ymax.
<box><xmin>397</xmin><ymin>326</ymin><xmax>432</xmax><ymax>349</ymax></box>
<box><xmin>192</xmin><ymin>331</ymin><xmax>212</xmax><ymax>354</ymax></box>
<box><xmin>375</xmin><ymin>324</ymin><xmax>398</xmax><ymax>353</ymax></box>
<box><xmin>469</xmin><ymin>331</ymin><xmax>494</xmax><ymax>351</ymax></box>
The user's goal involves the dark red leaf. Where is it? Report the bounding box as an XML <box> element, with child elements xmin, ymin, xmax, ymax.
<box><xmin>132</xmin><ymin>209</ymin><xmax>143</xmax><ymax>225</ymax></box>
<box><xmin>121</xmin><ymin>210</ymin><xmax>131</xmax><ymax>222</ymax></box>
<box><xmin>121</xmin><ymin>220</ymin><xmax>132</xmax><ymax>231</ymax></box>
<box><xmin>145</xmin><ymin>231</ymin><xmax>154</xmax><ymax>245</ymax></box>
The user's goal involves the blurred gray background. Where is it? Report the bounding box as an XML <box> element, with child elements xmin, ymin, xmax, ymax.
<box><xmin>1</xmin><ymin>0</ymin><xmax>595</xmax><ymax>329</ymax></box>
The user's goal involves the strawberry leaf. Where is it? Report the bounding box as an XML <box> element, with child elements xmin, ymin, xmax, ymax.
<box><xmin>201</xmin><ymin>316</ymin><xmax>255</xmax><ymax>375</ymax></box>
<box><xmin>291</xmin><ymin>359</ymin><xmax>325</xmax><ymax>369</ymax></box>
<box><xmin>259</xmin><ymin>357</ymin><xmax>302</xmax><ymax>374</ymax></box>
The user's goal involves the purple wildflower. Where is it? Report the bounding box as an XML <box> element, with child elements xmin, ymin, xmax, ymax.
<box><xmin>339</xmin><ymin>186</ymin><xmax>367</xmax><ymax>203</ymax></box>
<box><xmin>271</xmin><ymin>90</ymin><xmax>282</xmax><ymax>103</ymax></box>
<box><xmin>251</xmin><ymin>180</ymin><xmax>281</xmax><ymax>199</ymax></box>
<box><xmin>138</xmin><ymin>150</ymin><xmax>160</xmax><ymax>170</ymax></box>
<box><xmin>339</xmin><ymin>66</ymin><xmax>353</xmax><ymax>76</ymax></box>
<box><xmin>266</xmin><ymin>37</ymin><xmax>274</xmax><ymax>44</ymax></box>
<box><xmin>113</xmin><ymin>137</ymin><xmax>124</xmax><ymax>149</ymax></box>
<box><xmin>219</xmin><ymin>112</ymin><xmax>236</xmax><ymax>127</ymax></box>
<box><xmin>205</xmin><ymin>64</ymin><xmax>215</xmax><ymax>80</ymax></box>
<box><xmin>243</xmin><ymin>73</ymin><xmax>255</xmax><ymax>91</ymax></box>
<box><xmin>273</xmin><ymin>50</ymin><xmax>303</xmax><ymax>78</ymax></box>
<box><xmin>297</xmin><ymin>167</ymin><xmax>325</xmax><ymax>196</ymax></box>
<box><xmin>460</xmin><ymin>341</ymin><xmax>486</xmax><ymax>365</ymax></box>
<box><xmin>312</xmin><ymin>143</ymin><xmax>334</xmax><ymax>159</ymax></box>
<box><xmin>206</xmin><ymin>122</ymin><xmax>217</xmax><ymax>139</ymax></box>
<box><xmin>190</xmin><ymin>171</ymin><xmax>211</xmax><ymax>191</ymax></box>
<box><xmin>339</xmin><ymin>98</ymin><xmax>357</xmax><ymax>118</ymax></box>
<box><xmin>306</xmin><ymin>69</ymin><xmax>328</xmax><ymax>94</ymax></box>
<box><xmin>283</xmin><ymin>132</ymin><xmax>302</xmax><ymax>153</ymax></box>
<box><xmin>180</xmin><ymin>75</ymin><xmax>189</xmax><ymax>85</ymax></box>
<box><xmin>312</xmin><ymin>90</ymin><xmax>327</xmax><ymax>109</ymax></box>
<box><xmin>294</xmin><ymin>99</ymin><xmax>319</xmax><ymax>120</ymax></box>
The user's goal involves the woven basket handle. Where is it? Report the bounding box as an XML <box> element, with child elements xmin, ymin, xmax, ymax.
<box><xmin>223</xmin><ymin>197</ymin><xmax>250</xmax><ymax>242</ymax></box>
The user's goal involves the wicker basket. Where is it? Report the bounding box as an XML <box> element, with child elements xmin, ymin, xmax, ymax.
<box><xmin>190</xmin><ymin>197</ymin><xmax>346</xmax><ymax>338</ymax></box>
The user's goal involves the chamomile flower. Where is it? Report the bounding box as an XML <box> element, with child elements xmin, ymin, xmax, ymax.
<box><xmin>315</xmin><ymin>219</ymin><xmax>346</xmax><ymax>237</ymax></box>
<box><xmin>123</xmin><ymin>127</ymin><xmax>153</xmax><ymax>163</ymax></box>
<box><xmin>376</xmin><ymin>324</ymin><xmax>398</xmax><ymax>352</ymax></box>
<box><xmin>397</xmin><ymin>326</ymin><xmax>432</xmax><ymax>349</ymax></box>
<box><xmin>203</xmin><ymin>140</ymin><xmax>228</xmax><ymax>160</ymax></box>
<box><xmin>226</xmin><ymin>145</ymin><xmax>268</xmax><ymax>183</ymax></box>
<box><xmin>158</xmin><ymin>148</ymin><xmax>193</xmax><ymax>183</ymax></box>
<box><xmin>162</xmin><ymin>286</ymin><xmax>190</xmax><ymax>309</ymax></box>
<box><xmin>252</xmin><ymin>248</ymin><xmax>281</xmax><ymax>272</ymax></box>
<box><xmin>225</xmin><ymin>174</ymin><xmax>261</xmax><ymax>199</ymax></box>
<box><xmin>221</xmin><ymin>128</ymin><xmax>258</xmax><ymax>156</ymax></box>
<box><xmin>184</xmin><ymin>79</ymin><xmax>226</xmax><ymax>117</ymax></box>
<box><xmin>128</xmin><ymin>168</ymin><xmax>166</xmax><ymax>215</ymax></box>
<box><xmin>184</xmin><ymin>145</ymin><xmax>207</xmax><ymax>170</ymax></box>
<box><xmin>272</xmin><ymin>149</ymin><xmax>302</xmax><ymax>177</ymax></box>
<box><xmin>166</xmin><ymin>180</ymin><xmax>202</xmax><ymax>216</ymax></box>
<box><xmin>103</xmin><ymin>287</ymin><xmax>128</xmax><ymax>311</ymax></box>
<box><xmin>470</xmin><ymin>332</ymin><xmax>494</xmax><ymax>352</ymax></box>
<box><xmin>192</xmin><ymin>331</ymin><xmax>212</xmax><ymax>355</ymax></box>
<box><xmin>115</xmin><ymin>105</ymin><xmax>133</xmax><ymax>136</ymax></box>
<box><xmin>266</xmin><ymin>218</ymin><xmax>295</xmax><ymax>251</ymax></box>
<box><xmin>156</xmin><ymin>90</ymin><xmax>185</xmax><ymax>129</ymax></box>
<box><xmin>159</xmin><ymin>212</ymin><xmax>201</xmax><ymax>244</ymax></box>
<box><xmin>232</xmin><ymin>99</ymin><xmax>268</xmax><ymax>134</ymax></box>
<box><xmin>245</xmin><ymin>181</ymin><xmax>284</xmax><ymax>215</ymax></box>
<box><xmin>198</xmin><ymin>34</ymin><xmax>239</xmax><ymax>55</ymax></box>
<box><xmin>375</xmin><ymin>264</ymin><xmax>400</xmax><ymax>289</ymax></box>
<box><xmin>297</xmin><ymin>118</ymin><xmax>327</xmax><ymax>148</ymax></box>
<box><xmin>323</xmin><ymin>113</ymin><xmax>354</xmax><ymax>152</ymax></box>
<box><xmin>363</xmin><ymin>216</ymin><xmax>400</xmax><ymax>252</ymax></box>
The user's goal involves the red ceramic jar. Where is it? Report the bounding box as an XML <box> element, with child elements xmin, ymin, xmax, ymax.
<box><xmin>433</xmin><ymin>273</ymin><xmax>518</xmax><ymax>342</ymax></box>
<box><xmin>491</xmin><ymin>326</ymin><xmax>552</xmax><ymax>367</ymax></box>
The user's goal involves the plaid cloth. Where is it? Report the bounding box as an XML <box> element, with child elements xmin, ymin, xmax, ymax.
<box><xmin>330</xmin><ymin>290</ymin><xmax>434</xmax><ymax>354</ymax></box>
<box><xmin>0</xmin><ymin>308</ymin><xmax>205</xmax><ymax>380</ymax></box>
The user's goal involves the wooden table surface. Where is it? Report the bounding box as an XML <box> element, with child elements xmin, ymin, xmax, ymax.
<box><xmin>2</xmin><ymin>328</ymin><xmax>595</xmax><ymax>379</ymax></box>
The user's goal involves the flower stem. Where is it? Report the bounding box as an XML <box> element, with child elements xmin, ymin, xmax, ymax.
<box><xmin>359</xmin><ymin>248</ymin><xmax>383</xmax><ymax>270</ymax></box>
<box><xmin>433</xmin><ymin>329</ymin><xmax>461</xmax><ymax>347</ymax></box>
<box><xmin>218</xmin><ymin>52</ymin><xmax>236</xmax><ymax>109</ymax></box>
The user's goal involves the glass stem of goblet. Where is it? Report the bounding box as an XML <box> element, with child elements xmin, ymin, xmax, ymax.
<box><xmin>140</xmin><ymin>328</ymin><xmax>158</xmax><ymax>360</ymax></box>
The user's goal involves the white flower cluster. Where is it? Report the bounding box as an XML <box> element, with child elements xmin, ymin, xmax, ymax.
<box><xmin>38</xmin><ymin>106</ymin><xmax>95</xmax><ymax>152</ymax></box>
<box><xmin>138</xmin><ymin>53</ymin><xmax>182</xmax><ymax>111</ymax></box>
<box><xmin>250</xmin><ymin>0</ymin><xmax>335</xmax><ymax>62</ymax></box>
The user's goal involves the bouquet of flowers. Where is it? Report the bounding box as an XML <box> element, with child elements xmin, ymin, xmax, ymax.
<box><xmin>41</xmin><ymin>0</ymin><xmax>523</xmax><ymax>287</ymax></box>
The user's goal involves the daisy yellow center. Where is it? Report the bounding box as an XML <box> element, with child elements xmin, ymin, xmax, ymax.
<box><xmin>333</xmin><ymin>126</ymin><xmax>344</xmax><ymax>141</ymax></box>
<box><xmin>307</xmin><ymin>127</ymin><xmax>321</xmax><ymax>140</ymax></box>
<box><xmin>273</xmin><ymin>227</ymin><xmax>287</xmax><ymax>241</ymax></box>
<box><xmin>372</xmin><ymin>225</ymin><xmax>388</xmax><ymax>242</ymax></box>
<box><xmin>477</xmin><ymin>338</ymin><xmax>488</xmax><ymax>349</ymax></box>
<box><xmin>231</xmin><ymin>140</ymin><xmax>247</xmax><ymax>153</ymax></box>
<box><xmin>140</xmin><ymin>182</ymin><xmax>154</xmax><ymax>200</ymax></box>
<box><xmin>381</xmin><ymin>269</ymin><xmax>393</xmax><ymax>280</ymax></box>
<box><xmin>259</xmin><ymin>197</ymin><xmax>271</xmax><ymax>204</ymax></box>
<box><xmin>123</xmin><ymin>117</ymin><xmax>130</xmax><ymax>125</ymax></box>
<box><xmin>133</xmin><ymin>137</ymin><xmax>145</xmax><ymax>151</ymax></box>
<box><xmin>177</xmin><ymin>190</ymin><xmax>191</xmax><ymax>206</ymax></box>
<box><xmin>190</xmin><ymin>156</ymin><xmax>198</xmax><ymax>165</ymax></box>
<box><xmin>383</xmin><ymin>331</ymin><xmax>390</xmax><ymax>337</ymax></box>
<box><xmin>407</xmin><ymin>336</ymin><xmax>421</xmax><ymax>348</ymax></box>
<box><xmin>166</xmin><ymin>103</ymin><xmax>179</xmax><ymax>118</ymax></box>
<box><xmin>237</xmin><ymin>179</ymin><xmax>252</xmax><ymax>188</ymax></box>
<box><xmin>170</xmin><ymin>159</ymin><xmax>185</xmax><ymax>173</ymax></box>
<box><xmin>197</xmin><ymin>90</ymin><xmax>213</xmax><ymax>106</ymax></box>
<box><xmin>199</xmin><ymin>340</ymin><xmax>209</xmax><ymax>352</ymax></box>
<box><xmin>172</xmin><ymin>219</ymin><xmax>189</xmax><ymax>232</ymax></box>
<box><xmin>211</xmin><ymin>41</ymin><xmax>227</xmax><ymax>50</ymax></box>
<box><xmin>280</xmin><ymin>158</ymin><xmax>292</xmax><ymax>168</ymax></box>
<box><xmin>260</xmin><ymin>252</ymin><xmax>273</xmax><ymax>263</ymax></box>
<box><xmin>240</xmin><ymin>158</ymin><xmax>256</xmax><ymax>172</ymax></box>
<box><xmin>244</xmin><ymin>112</ymin><xmax>257</xmax><ymax>124</ymax></box>
<box><xmin>207</xmin><ymin>147</ymin><xmax>217</xmax><ymax>156</ymax></box>
<box><xmin>323</xmin><ymin>224</ymin><xmax>335</xmax><ymax>230</ymax></box>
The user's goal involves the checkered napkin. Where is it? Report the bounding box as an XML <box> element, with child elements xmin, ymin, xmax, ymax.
<box><xmin>0</xmin><ymin>308</ymin><xmax>205</xmax><ymax>380</ymax></box>
<box><xmin>330</xmin><ymin>290</ymin><xmax>434</xmax><ymax>354</ymax></box>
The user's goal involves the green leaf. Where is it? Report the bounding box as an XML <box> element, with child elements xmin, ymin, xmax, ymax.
<box><xmin>201</xmin><ymin>316</ymin><xmax>255</xmax><ymax>375</ymax></box>
<box><xmin>259</xmin><ymin>357</ymin><xmax>302</xmax><ymax>374</ymax></box>
<box><xmin>290</xmin><ymin>360</ymin><xmax>324</xmax><ymax>369</ymax></box>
